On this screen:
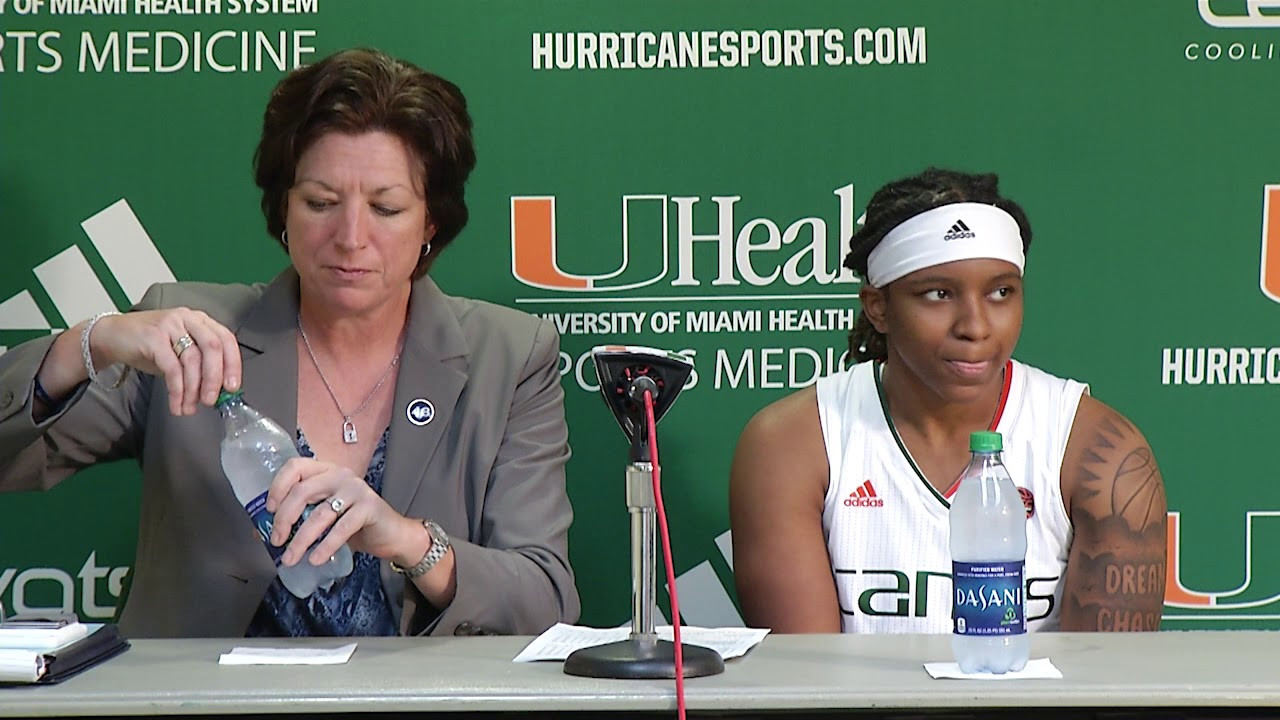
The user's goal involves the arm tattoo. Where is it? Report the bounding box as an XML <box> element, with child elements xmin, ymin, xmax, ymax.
<box><xmin>1065</xmin><ymin>411</ymin><xmax>1167</xmax><ymax>631</ymax></box>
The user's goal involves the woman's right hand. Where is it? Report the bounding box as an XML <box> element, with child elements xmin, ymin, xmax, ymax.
<box><xmin>90</xmin><ymin>308</ymin><xmax>242</xmax><ymax>415</ymax></box>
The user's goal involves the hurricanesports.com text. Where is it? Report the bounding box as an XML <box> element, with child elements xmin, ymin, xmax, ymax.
<box><xmin>532</xmin><ymin>27</ymin><xmax>926</xmax><ymax>71</ymax></box>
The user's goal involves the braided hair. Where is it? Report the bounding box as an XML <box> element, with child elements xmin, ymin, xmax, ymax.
<box><xmin>844</xmin><ymin>168</ymin><xmax>1034</xmax><ymax>364</ymax></box>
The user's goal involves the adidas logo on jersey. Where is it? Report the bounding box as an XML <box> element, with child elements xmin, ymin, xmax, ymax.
<box><xmin>843</xmin><ymin>479</ymin><xmax>884</xmax><ymax>508</ymax></box>
<box><xmin>943</xmin><ymin>219</ymin><xmax>975</xmax><ymax>241</ymax></box>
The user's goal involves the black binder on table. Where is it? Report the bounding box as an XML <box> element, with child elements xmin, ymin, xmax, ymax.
<box><xmin>0</xmin><ymin>624</ymin><xmax>130</xmax><ymax>685</ymax></box>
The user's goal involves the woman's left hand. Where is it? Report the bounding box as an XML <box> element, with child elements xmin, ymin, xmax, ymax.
<box><xmin>264</xmin><ymin>456</ymin><xmax>423</xmax><ymax>568</ymax></box>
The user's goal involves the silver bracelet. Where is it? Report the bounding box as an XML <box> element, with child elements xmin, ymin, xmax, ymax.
<box><xmin>81</xmin><ymin>311</ymin><xmax>130</xmax><ymax>390</ymax></box>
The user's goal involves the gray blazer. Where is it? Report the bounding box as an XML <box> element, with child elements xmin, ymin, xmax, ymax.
<box><xmin>0</xmin><ymin>269</ymin><xmax>580</xmax><ymax>638</ymax></box>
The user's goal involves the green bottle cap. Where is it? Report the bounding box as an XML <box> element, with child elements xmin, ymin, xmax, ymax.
<box><xmin>969</xmin><ymin>431</ymin><xmax>1003</xmax><ymax>452</ymax></box>
<box><xmin>215</xmin><ymin>389</ymin><xmax>244</xmax><ymax>408</ymax></box>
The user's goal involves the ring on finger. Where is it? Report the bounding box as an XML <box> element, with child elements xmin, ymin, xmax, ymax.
<box><xmin>328</xmin><ymin>496</ymin><xmax>347</xmax><ymax>515</ymax></box>
<box><xmin>172</xmin><ymin>335</ymin><xmax>195</xmax><ymax>357</ymax></box>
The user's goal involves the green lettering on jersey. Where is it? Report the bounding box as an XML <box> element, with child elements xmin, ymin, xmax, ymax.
<box><xmin>915</xmin><ymin>570</ymin><xmax>951</xmax><ymax>617</ymax></box>
<box><xmin>857</xmin><ymin>570</ymin><xmax>909</xmax><ymax>616</ymax></box>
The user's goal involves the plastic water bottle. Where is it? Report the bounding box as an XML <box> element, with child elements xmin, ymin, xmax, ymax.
<box><xmin>216</xmin><ymin>390</ymin><xmax>353</xmax><ymax>597</ymax></box>
<box><xmin>949</xmin><ymin>430</ymin><xmax>1029</xmax><ymax>674</ymax></box>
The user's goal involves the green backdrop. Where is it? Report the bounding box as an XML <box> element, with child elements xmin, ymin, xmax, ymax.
<box><xmin>2</xmin><ymin>0</ymin><xmax>1277</xmax><ymax>630</ymax></box>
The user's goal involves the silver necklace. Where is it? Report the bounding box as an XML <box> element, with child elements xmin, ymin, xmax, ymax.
<box><xmin>297</xmin><ymin>313</ymin><xmax>402</xmax><ymax>444</ymax></box>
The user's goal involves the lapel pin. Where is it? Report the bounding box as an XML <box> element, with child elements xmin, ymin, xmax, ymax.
<box><xmin>406</xmin><ymin>398</ymin><xmax>436</xmax><ymax>426</ymax></box>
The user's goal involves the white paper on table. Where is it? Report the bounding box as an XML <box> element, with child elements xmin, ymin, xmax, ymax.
<box><xmin>0</xmin><ymin>622</ymin><xmax>91</xmax><ymax>651</ymax></box>
<box><xmin>0</xmin><ymin>650</ymin><xmax>46</xmax><ymax>683</ymax></box>
<box><xmin>924</xmin><ymin>657</ymin><xmax>1062</xmax><ymax>680</ymax></box>
<box><xmin>513</xmin><ymin>623</ymin><xmax>769</xmax><ymax>663</ymax></box>
<box><xmin>0</xmin><ymin>623</ymin><xmax>107</xmax><ymax>683</ymax></box>
<box><xmin>218</xmin><ymin>643</ymin><xmax>358</xmax><ymax>666</ymax></box>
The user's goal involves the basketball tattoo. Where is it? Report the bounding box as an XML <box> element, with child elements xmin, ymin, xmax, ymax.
<box><xmin>1062</xmin><ymin>409</ymin><xmax>1167</xmax><ymax>631</ymax></box>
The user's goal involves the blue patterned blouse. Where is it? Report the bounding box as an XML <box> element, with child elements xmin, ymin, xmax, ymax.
<box><xmin>245</xmin><ymin>427</ymin><xmax>398</xmax><ymax>637</ymax></box>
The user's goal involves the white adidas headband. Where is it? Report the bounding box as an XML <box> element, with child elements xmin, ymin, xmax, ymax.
<box><xmin>865</xmin><ymin>202</ymin><xmax>1025</xmax><ymax>288</ymax></box>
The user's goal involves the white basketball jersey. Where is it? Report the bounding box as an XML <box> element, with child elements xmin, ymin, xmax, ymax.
<box><xmin>817</xmin><ymin>359</ymin><xmax>1088</xmax><ymax>634</ymax></box>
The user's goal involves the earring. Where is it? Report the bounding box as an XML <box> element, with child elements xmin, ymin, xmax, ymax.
<box><xmin>420</xmin><ymin>242</ymin><xmax>432</xmax><ymax>258</ymax></box>
<box><xmin>281</xmin><ymin>230</ymin><xmax>289</xmax><ymax>247</ymax></box>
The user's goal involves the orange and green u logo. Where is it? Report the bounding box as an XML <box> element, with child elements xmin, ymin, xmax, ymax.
<box><xmin>1165</xmin><ymin>510</ymin><xmax>1280</xmax><ymax>611</ymax></box>
<box><xmin>509</xmin><ymin>195</ymin><xmax>670</xmax><ymax>292</ymax></box>
<box><xmin>1260</xmin><ymin>185</ymin><xmax>1280</xmax><ymax>302</ymax></box>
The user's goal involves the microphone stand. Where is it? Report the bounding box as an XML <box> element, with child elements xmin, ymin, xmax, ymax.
<box><xmin>563</xmin><ymin>424</ymin><xmax>724</xmax><ymax>679</ymax></box>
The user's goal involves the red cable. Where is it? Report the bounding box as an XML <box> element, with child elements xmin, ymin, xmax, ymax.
<box><xmin>644</xmin><ymin>389</ymin><xmax>686</xmax><ymax>720</ymax></box>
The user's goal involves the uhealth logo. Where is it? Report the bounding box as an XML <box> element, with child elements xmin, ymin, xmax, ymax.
<box><xmin>1199</xmin><ymin>0</ymin><xmax>1280</xmax><ymax>27</ymax></box>
<box><xmin>0</xmin><ymin>199</ymin><xmax>175</xmax><ymax>354</ymax></box>
<box><xmin>509</xmin><ymin>188</ymin><xmax>860</xmax><ymax>294</ymax></box>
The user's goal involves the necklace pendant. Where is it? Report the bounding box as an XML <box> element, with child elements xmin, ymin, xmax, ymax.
<box><xmin>342</xmin><ymin>419</ymin><xmax>358</xmax><ymax>444</ymax></box>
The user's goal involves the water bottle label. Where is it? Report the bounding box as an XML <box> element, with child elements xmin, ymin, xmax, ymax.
<box><xmin>244</xmin><ymin>492</ymin><xmax>286</xmax><ymax>565</ymax></box>
<box><xmin>244</xmin><ymin>493</ymin><xmax>321</xmax><ymax>568</ymax></box>
<box><xmin>952</xmin><ymin>560</ymin><xmax>1026</xmax><ymax>636</ymax></box>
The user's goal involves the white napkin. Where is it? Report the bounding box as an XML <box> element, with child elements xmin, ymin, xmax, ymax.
<box><xmin>924</xmin><ymin>657</ymin><xmax>1061</xmax><ymax>680</ymax></box>
<box><xmin>218</xmin><ymin>643</ymin><xmax>357</xmax><ymax>666</ymax></box>
<box><xmin>513</xmin><ymin>623</ymin><xmax>769</xmax><ymax>662</ymax></box>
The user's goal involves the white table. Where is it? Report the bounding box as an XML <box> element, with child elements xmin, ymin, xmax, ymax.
<box><xmin>2</xmin><ymin>631</ymin><xmax>1276</xmax><ymax>717</ymax></box>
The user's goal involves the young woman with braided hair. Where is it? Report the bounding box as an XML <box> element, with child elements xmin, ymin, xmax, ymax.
<box><xmin>730</xmin><ymin>168</ymin><xmax>1167</xmax><ymax>633</ymax></box>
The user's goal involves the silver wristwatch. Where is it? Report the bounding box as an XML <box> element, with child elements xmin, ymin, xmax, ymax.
<box><xmin>391</xmin><ymin>519</ymin><xmax>450</xmax><ymax>579</ymax></box>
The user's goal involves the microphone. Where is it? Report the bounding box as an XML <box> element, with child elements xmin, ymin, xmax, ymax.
<box><xmin>627</xmin><ymin>375</ymin><xmax>660</xmax><ymax>403</ymax></box>
<box><xmin>589</xmin><ymin>345</ymin><xmax>693</xmax><ymax>462</ymax></box>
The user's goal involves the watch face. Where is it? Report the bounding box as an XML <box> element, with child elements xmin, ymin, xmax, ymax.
<box><xmin>393</xmin><ymin>520</ymin><xmax>449</xmax><ymax>577</ymax></box>
<box><xmin>427</xmin><ymin>520</ymin><xmax>449</xmax><ymax>547</ymax></box>
<box><xmin>401</xmin><ymin>520</ymin><xmax>448</xmax><ymax>578</ymax></box>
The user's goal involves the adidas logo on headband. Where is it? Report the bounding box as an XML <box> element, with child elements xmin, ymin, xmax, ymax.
<box><xmin>943</xmin><ymin>219</ymin><xmax>975</xmax><ymax>241</ymax></box>
<box><xmin>865</xmin><ymin>202</ymin><xmax>1025</xmax><ymax>287</ymax></box>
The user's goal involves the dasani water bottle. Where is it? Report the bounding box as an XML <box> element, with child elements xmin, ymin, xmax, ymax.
<box><xmin>216</xmin><ymin>390</ymin><xmax>353</xmax><ymax>598</ymax></box>
<box><xmin>949</xmin><ymin>430</ymin><xmax>1029</xmax><ymax>674</ymax></box>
